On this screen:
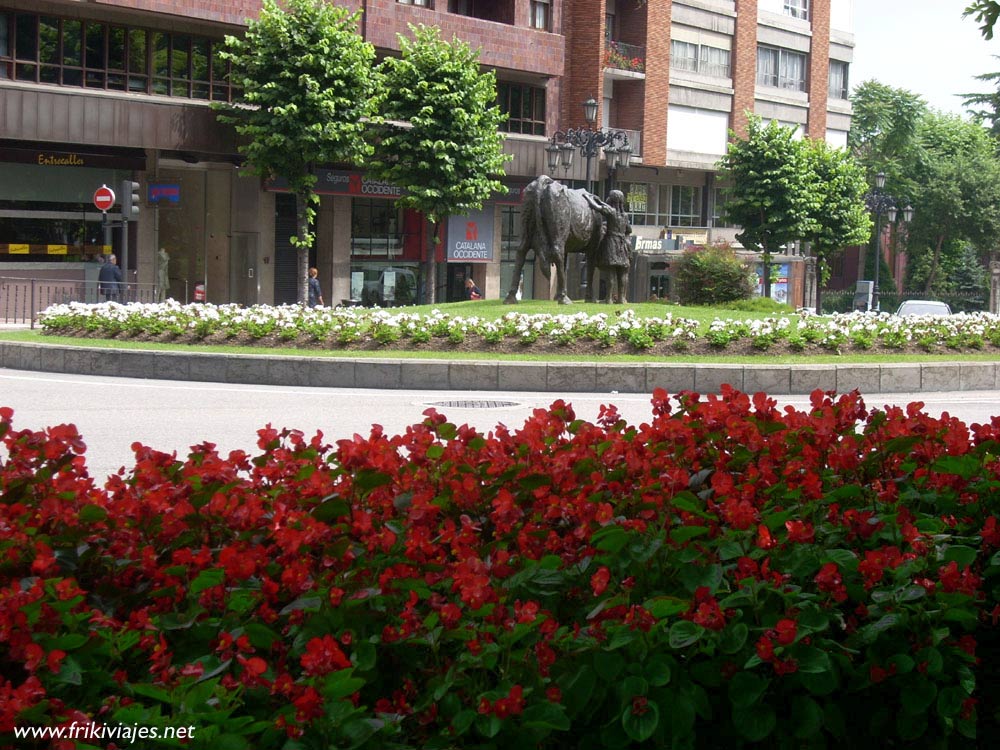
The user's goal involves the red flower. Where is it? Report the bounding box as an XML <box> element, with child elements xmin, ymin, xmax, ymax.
<box><xmin>785</xmin><ymin>519</ymin><xmax>814</xmax><ymax>543</ymax></box>
<box><xmin>300</xmin><ymin>635</ymin><xmax>351</xmax><ymax>677</ymax></box>
<box><xmin>774</xmin><ymin>618</ymin><xmax>797</xmax><ymax>646</ymax></box>
<box><xmin>815</xmin><ymin>563</ymin><xmax>848</xmax><ymax>602</ymax></box>
<box><xmin>591</xmin><ymin>566</ymin><xmax>611</xmax><ymax>597</ymax></box>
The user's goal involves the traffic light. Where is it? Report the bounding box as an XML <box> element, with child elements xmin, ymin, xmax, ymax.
<box><xmin>121</xmin><ymin>179</ymin><xmax>140</xmax><ymax>219</ymax></box>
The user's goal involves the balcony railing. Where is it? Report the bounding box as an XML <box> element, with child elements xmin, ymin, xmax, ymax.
<box><xmin>604</xmin><ymin>40</ymin><xmax>645</xmax><ymax>73</ymax></box>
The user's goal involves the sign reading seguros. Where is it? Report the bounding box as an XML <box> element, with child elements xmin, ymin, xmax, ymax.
<box><xmin>446</xmin><ymin>207</ymin><xmax>495</xmax><ymax>262</ymax></box>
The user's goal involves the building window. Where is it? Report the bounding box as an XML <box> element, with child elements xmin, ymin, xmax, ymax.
<box><xmin>351</xmin><ymin>198</ymin><xmax>403</xmax><ymax>257</ymax></box>
<box><xmin>621</xmin><ymin>182</ymin><xmax>667</xmax><ymax>227</ymax></box>
<box><xmin>497</xmin><ymin>82</ymin><xmax>546</xmax><ymax>136</ymax></box>
<box><xmin>783</xmin><ymin>0</ymin><xmax>808</xmax><ymax>20</ymax></box>
<box><xmin>670</xmin><ymin>186</ymin><xmax>702</xmax><ymax>227</ymax></box>
<box><xmin>530</xmin><ymin>0</ymin><xmax>551</xmax><ymax>30</ymax></box>
<box><xmin>828</xmin><ymin>59</ymin><xmax>849</xmax><ymax>100</ymax></box>
<box><xmin>712</xmin><ymin>187</ymin><xmax>735</xmax><ymax>228</ymax></box>
<box><xmin>5</xmin><ymin>9</ymin><xmax>233</xmax><ymax>101</ymax></box>
<box><xmin>500</xmin><ymin>205</ymin><xmax>533</xmax><ymax>299</ymax></box>
<box><xmin>671</xmin><ymin>40</ymin><xmax>731</xmax><ymax>78</ymax></box>
<box><xmin>757</xmin><ymin>45</ymin><xmax>807</xmax><ymax>92</ymax></box>
<box><xmin>397</xmin><ymin>0</ymin><xmax>433</xmax><ymax>5</ymax></box>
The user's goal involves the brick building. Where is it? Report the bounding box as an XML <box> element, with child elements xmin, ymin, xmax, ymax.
<box><xmin>0</xmin><ymin>0</ymin><xmax>853</xmax><ymax>308</ymax></box>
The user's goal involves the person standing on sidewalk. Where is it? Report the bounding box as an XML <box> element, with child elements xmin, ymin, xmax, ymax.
<box><xmin>98</xmin><ymin>254</ymin><xmax>123</xmax><ymax>302</ymax></box>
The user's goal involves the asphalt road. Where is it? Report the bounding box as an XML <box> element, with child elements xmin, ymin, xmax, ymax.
<box><xmin>3</xmin><ymin>367</ymin><xmax>1000</xmax><ymax>480</ymax></box>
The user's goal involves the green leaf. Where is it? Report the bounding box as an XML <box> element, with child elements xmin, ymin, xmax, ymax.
<box><xmin>78</xmin><ymin>504</ymin><xmax>108</xmax><ymax>523</ymax></box>
<box><xmin>936</xmin><ymin>685</ymin><xmax>967</xmax><ymax>719</ymax></box>
<box><xmin>190</xmin><ymin>568</ymin><xmax>225</xmax><ymax>595</ymax></box>
<box><xmin>796</xmin><ymin>646</ymin><xmax>833</xmax><ymax>674</ymax></box>
<box><xmin>522</xmin><ymin>702</ymin><xmax>571</xmax><ymax>731</ymax></box>
<box><xmin>475</xmin><ymin>713</ymin><xmax>502</xmax><ymax>739</ymax></box>
<box><xmin>621</xmin><ymin>701</ymin><xmax>659</xmax><ymax>742</ymax></box>
<box><xmin>942</xmin><ymin>545</ymin><xmax>979</xmax><ymax>566</ymax></box>
<box><xmin>733</xmin><ymin>704</ymin><xmax>776</xmax><ymax>742</ymax></box>
<box><xmin>678</xmin><ymin>564</ymin><xmax>723</xmax><ymax>595</ymax></box>
<box><xmin>354</xmin><ymin>469</ymin><xmax>393</xmax><ymax>492</ymax></box>
<box><xmin>311</xmin><ymin>496</ymin><xmax>350</xmax><ymax>522</ymax></box>
<box><xmin>728</xmin><ymin>671</ymin><xmax>768</xmax><ymax>709</ymax></box>
<box><xmin>719</xmin><ymin>622</ymin><xmax>749</xmax><ymax>654</ymax></box>
<box><xmin>668</xmin><ymin>620</ymin><xmax>704</xmax><ymax>649</ymax></box>
<box><xmin>644</xmin><ymin>655</ymin><xmax>672</xmax><ymax>687</ymax></box>
<box><xmin>562</xmin><ymin>663</ymin><xmax>597</xmax><ymax>716</ymax></box>
<box><xmin>645</xmin><ymin>596</ymin><xmax>688</xmax><ymax>619</ymax></box>
<box><xmin>670</xmin><ymin>526</ymin><xmax>709</xmax><ymax>543</ymax></box>
<box><xmin>901</xmin><ymin>677</ymin><xmax>937</xmax><ymax>714</ymax></box>
<box><xmin>595</xmin><ymin>651</ymin><xmax>626</xmax><ymax>681</ymax></box>
<box><xmin>791</xmin><ymin>695</ymin><xmax>824</xmax><ymax>739</ymax></box>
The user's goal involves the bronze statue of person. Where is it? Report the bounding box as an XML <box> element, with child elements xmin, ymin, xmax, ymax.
<box><xmin>585</xmin><ymin>189</ymin><xmax>633</xmax><ymax>303</ymax></box>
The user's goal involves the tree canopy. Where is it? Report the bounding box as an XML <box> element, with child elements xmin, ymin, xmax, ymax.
<box><xmin>718</xmin><ymin>116</ymin><xmax>817</xmax><ymax>298</ymax></box>
<box><xmin>215</xmin><ymin>0</ymin><xmax>377</xmax><ymax>304</ymax></box>
<box><xmin>800</xmin><ymin>138</ymin><xmax>873</xmax><ymax>311</ymax></box>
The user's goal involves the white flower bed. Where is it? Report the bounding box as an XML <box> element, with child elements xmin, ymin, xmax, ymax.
<box><xmin>36</xmin><ymin>301</ymin><xmax>1000</xmax><ymax>352</ymax></box>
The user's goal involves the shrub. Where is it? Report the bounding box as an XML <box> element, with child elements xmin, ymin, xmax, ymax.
<box><xmin>3</xmin><ymin>388</ymin><xmax>1000</xmax><ymax>748</ymax></box>
<box><xmin>676</xmin><ymin>245</ymin><xmax>756</xmax><ymax>305</ymax></box>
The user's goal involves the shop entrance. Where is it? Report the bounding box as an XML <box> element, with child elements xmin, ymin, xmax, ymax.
<box><xmin>445</xmin><ymin>264</ymin><xmax>472</xmax><ymax>302</ymax></box>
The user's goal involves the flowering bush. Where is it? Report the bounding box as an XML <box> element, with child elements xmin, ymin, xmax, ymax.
<box><xmin>35</xmin><ymin>300</ymin><xmax>1000</xmax><ymax>355</ymax></box>
<box><xmin>3</xmin><ymin>387</ymin><xmax>1000</xmax><ymax>747</ymax></box>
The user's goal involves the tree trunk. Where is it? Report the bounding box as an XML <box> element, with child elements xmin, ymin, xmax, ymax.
<box><xmin>295</xmin><ymin>191</ymin><xmax>311</xmax><ymax>306</ymax></box>
<box><xmin>424</xmin><ymin>219</ymin><xmax>440</xmax><ymax>305</ymax></box>
<box><xmin>760</xmin><ymin>249</ymin><xmax>772</xmax><ymax>300</ymax></box>
<box><xmin>924</xmin><ymin>234</ymin><xmax>945</xmax><ymax>294</ymax></box>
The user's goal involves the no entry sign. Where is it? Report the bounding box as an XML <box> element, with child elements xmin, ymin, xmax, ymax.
<box><xmin>93</xmin><ymin>184</ymin><xmax>116</xmax><ymax>211</ymax></box>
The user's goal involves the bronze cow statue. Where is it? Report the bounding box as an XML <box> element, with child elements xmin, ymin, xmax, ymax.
<box><xmin>504</xmin><ymin>175</ymin><xmax>608</xmax><ymax>305</ymax></box>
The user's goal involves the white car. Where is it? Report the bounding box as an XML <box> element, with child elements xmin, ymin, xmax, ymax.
<box><xmin>895</xmin><ymin>300</ymin><xmax>952</xmax><ymax>316</ymax></box>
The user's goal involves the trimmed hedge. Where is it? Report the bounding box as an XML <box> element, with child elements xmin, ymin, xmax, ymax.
<box><xmin>1</xmin><ymin>387</ymin><xmax>999</xmax><ymax>748</ymax></box>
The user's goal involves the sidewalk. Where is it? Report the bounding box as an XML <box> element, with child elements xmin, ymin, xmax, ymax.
<box><xmin>1</xmin><ymin>339</ymin><xmax>998</xmax><ymax>395</ymax></box>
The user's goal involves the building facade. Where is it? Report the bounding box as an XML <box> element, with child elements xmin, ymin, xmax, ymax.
<box><xmin>0</xmin><ymin>0</ymin><xmax>853</xmax><ymax>308</ymax></box>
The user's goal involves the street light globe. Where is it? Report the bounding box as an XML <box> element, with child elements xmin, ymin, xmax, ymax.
<box><xmin>583</xmin><ymin>97</ymin><xmax>599</xmax><ymax>125</ymax></box>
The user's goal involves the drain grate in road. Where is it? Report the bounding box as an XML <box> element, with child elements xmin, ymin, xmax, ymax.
<box><xmin>425</xmin><ymin>400</ymin><xmax>521</xmax><ymax>409</ymax></box>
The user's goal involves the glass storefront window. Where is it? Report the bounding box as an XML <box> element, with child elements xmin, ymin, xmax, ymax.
<box><xmin>500</xmin><ymin>204</ymin><xmax>533</xmax><ymax>300</ymax></box>
<box><xmin>351</xmin><ymin>198</ymin><xmax>403</xmax><ymax>257</ymax></box>
<box><xmin>349</xmin><ymin>263</ymin><xmax>419</xmax><ymax>306</ymax></box>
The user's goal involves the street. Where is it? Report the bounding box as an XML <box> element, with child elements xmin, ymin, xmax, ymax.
<box><xmin>3</xmin><ymin>367</ymin><xmax>1000</xmax><ymax>480</ymax></box>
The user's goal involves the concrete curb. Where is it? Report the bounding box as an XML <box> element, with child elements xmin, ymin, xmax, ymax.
<box><xmin>2</xmin><ymin>340</ymin><xmax>998</xmax><ymax>394</ymax></box>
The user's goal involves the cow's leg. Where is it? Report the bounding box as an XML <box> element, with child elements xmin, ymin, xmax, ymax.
<box><xmin>554</xmin><ymin>250</ymin><xmax>572</xmax><ymax>304</ymax></box>
<box><xmin>504</xmin><ymin>245</ymin><xmax>528</xmax><ymax>304</ymax></box>
<box><xmin>585</xmin><ymin>259</ymin><xmax>598</xmax><ymax>303</ymax></box>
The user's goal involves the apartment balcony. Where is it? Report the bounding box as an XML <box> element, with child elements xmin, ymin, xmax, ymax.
<box><xmin>603</xmin><ymin>40</ymin><xmax>646</xmax><ymax>80</ymax></box>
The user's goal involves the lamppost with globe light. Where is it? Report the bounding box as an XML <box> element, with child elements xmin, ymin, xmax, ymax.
<box><xmin>866</xmin><ymin>171</ymin><xmax>913</xmax><ymax>312</ymax></box>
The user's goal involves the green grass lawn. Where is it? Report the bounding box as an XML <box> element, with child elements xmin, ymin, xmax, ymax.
<box><xmin>391</xmin><ymin>297</ymin><xmax>792</xmax><ymax>329</ymax></box>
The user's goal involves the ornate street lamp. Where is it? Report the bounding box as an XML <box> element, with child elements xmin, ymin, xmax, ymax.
<box><xmin>865</xmin><ymin>172</ymin><xmax>913</xmax><ymax>312</ymax></box>
<box><xmin>546</xmin><ymin>97</ymin><xmax>633</xmax><ymax>195</ymax></box>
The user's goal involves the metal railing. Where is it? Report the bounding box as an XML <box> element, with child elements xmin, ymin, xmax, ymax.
<box><xmin>0</xmin><ymin>277</ymin><xmax>161</xmax><ymax>328</ymax></box>
<box><xmin>820</xmin><ymin>289</ymin><xmax>988</xmax><ymax>315</ymax></box>
<box><xmin>604</xmin><ymin>40</ymin><xmax>646</xmax><ymax>73</ymax></box>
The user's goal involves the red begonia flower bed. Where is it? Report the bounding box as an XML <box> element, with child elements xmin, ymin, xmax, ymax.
<box><xmin>1</xmin><ymin>387</ymin><xmax>998</xmax><ymax>748</ymax></box>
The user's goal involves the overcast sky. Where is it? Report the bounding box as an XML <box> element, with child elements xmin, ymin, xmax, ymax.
<box><xmin>851</xmin><ymin>0</ymin><xmax>999</xmax><ymax>115</ymax></box>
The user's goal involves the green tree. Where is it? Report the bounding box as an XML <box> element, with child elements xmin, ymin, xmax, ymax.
<box><xmin>675</xmin><ymin>244</ymin><xmax>755</xmax><ymax>305</ymax></box>
<box><xmin>848</xmin><ymin>80</ymin><xmax>926</xmax><ymax>180</ymax></box>
<box><xmin>800</xmin><ymin>139</ymin><xmax>873</xmax><ymax>313</ymax></box>
<box><xmin>717</xmin><ymin>116</ymin><xmax>816</xmax><ymax>299</ymax></box>
<box><xmin>215</xmin><ymin>0</ymin><xmax>377</xmax><ymax>305</ymax></box>
<box><xmin>903</xmin><ymin>112</ymin><xmax>1000</xmax><ymax>294</ymax></box>
<box><xmin>369</xmin><ymin>24</ymin><xmax>510</xmax><ymax>303</ymax></box>
<box><xmin>962</xmin><ymin>58</ymin><xmax>1000</xmax><ymax>137</ymax></box>
<box><xmin>965</xmin><ymin>1</ymin><xmax>1000</xmax><ymax>38</ymax></box>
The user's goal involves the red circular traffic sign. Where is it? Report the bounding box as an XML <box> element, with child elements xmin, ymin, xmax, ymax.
<box><xmin>93</xmin><ymin>184</ymin><xmax>116</xmax><ymax>211</ymax></box>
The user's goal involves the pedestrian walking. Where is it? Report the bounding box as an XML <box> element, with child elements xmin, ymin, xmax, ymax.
<box><xmin>308</xmin><ymin>267</ymin><xmax>324</xmax><ymax>307</ymax></box>
<box><xmin>98</xmin><ymin>254</ymin><xmax>123</xmax><ymax>302</ymax></box>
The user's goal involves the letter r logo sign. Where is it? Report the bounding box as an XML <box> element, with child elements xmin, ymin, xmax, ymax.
<box><xmin>466</xmin><ymin>222</ymin><xmax>478</xmax><ymax>241</ymax></box>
